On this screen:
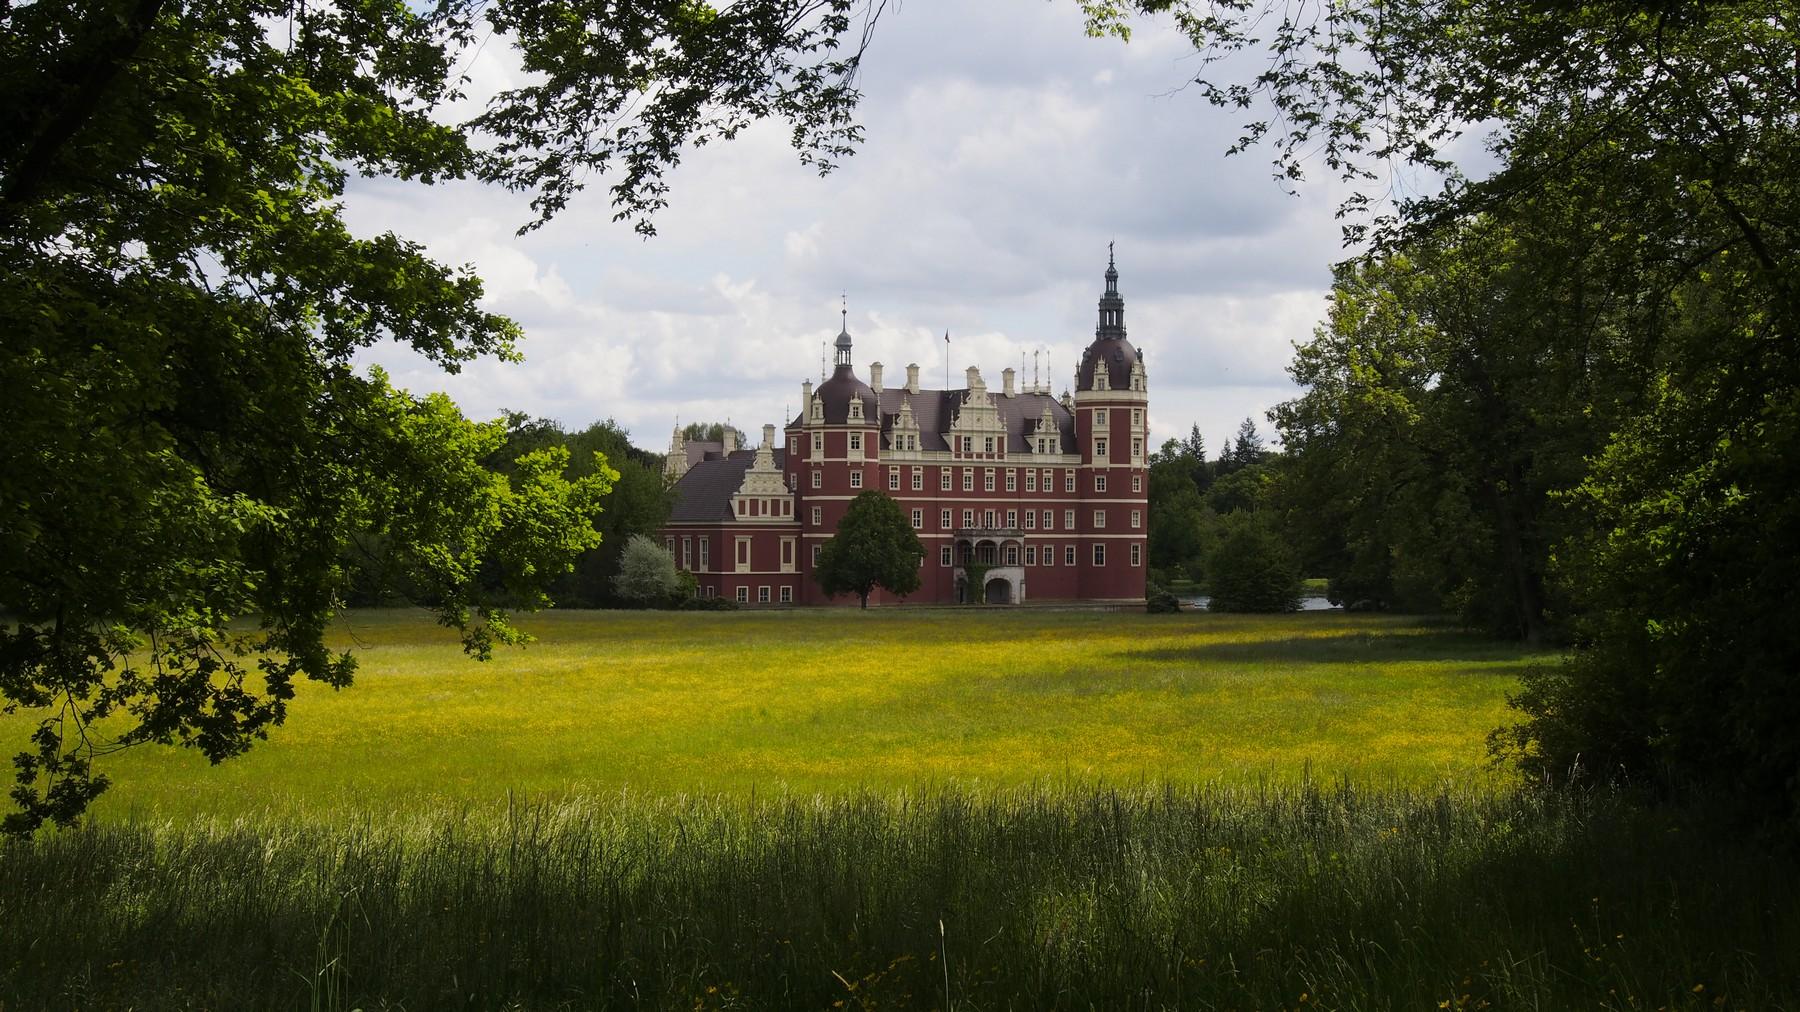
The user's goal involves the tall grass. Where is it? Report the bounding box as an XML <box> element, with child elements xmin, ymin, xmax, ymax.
<box><xmin>3</xmin><ymin>783</ymin><xmax>1794</xmax><ymax>1010</ymax></box>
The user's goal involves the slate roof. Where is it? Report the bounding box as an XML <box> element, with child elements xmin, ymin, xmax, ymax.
<box><xmin>1076</xmin><ymin>335</ymin><xmax>1141</xmax><ymax>392</ymax></box>
<box><xmin>668</xmin><ymin>449</ymin><xmax>788</xmax><ymax>523</ymax></box>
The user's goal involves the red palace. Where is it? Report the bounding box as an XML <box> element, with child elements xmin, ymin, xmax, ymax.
<box><xmin>661</xmin><ymin>253</ymin><xmax>1148</xmax><ymax>606</ymax></box>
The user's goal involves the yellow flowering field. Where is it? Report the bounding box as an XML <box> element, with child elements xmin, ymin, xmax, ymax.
<box><xmin>64</xmin><ymin>608</ymin><xmax>1542</xmax><ymax>819</ymax></box>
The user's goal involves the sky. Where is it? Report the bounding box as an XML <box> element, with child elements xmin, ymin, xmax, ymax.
<box><xmin>343</xmin><ymin>0</ymin><xmax>1386</xmax><ymax>458</ymax></box>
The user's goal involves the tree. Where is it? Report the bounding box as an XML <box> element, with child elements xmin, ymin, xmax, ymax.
<box><xmin>611</xmin><ymin>535</ymin><xmax>683</xmax><ymax>606</ymax></box>
<box><xmin>0</xmin><ymin>0</ymin><xmax>877</xmax><ymax>832</ymax></box>
<box><xmin>681</xmin><ymin>422</ymin><xmax>746</xmax><ymax>446</ymax></box>
<box><xmin>814</xmin><ymin>492</ymin><xmax>925</xmax><ymax>609</ymax></box>
<box><xmin>1113</xmin><ymin>0</ymin><xmax>1800</xmax><ymax>816</ymax></box>
<box><xmin>1205</xmin><ymin>514</ymin><xmax>1301</xmax><ymax>614</ymax></box>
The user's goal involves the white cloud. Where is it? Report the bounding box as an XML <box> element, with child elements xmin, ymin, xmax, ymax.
<box><xmin>342</xmin><ymin>0</ymin><xmax>1375</xmax><ymax>454</ymax></box>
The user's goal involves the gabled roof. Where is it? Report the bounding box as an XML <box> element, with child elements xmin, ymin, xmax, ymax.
<box><xmin>669</xmin><ymin>449</ymin><xmax>789</xmax><ymax>523</ymax></box>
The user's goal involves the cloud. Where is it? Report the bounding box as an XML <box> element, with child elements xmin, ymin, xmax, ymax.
<box><xmin>344</xmin><ymin>0</ymin><xmax>1368</xmax><ymax>454</ymax></box>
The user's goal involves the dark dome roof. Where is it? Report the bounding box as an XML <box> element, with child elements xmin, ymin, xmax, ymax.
<box><xmin>815</xmin><ymin>365</ymin><xmax>877</xmax><ymax>424</ymax></box>
<box><xmin>1076</xmin><ymin>336</ymin><xmax>1140</xmax><ymax>392</ymax></box>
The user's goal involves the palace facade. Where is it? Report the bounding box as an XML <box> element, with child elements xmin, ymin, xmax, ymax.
<box><xmin>660</xmin><ymin>254</ymin><xmax>1148</xmax><ymax>606</ymax></box>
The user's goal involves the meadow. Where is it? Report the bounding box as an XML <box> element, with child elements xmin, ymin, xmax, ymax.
<box><xmin>3</xmin><ymin>610</ymin><xmax>1797</xmax><ymax>1010</ymax></box>
<box><xmin>74</xmin><ymin>608</ymin><xmax>1531</xmax><ymax>818</ymax></box>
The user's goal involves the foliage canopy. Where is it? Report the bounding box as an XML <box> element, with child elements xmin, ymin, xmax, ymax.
<box><xmin>0</xmin><ymin>0</ymin><xmax>876</xmax><ymax>831</ymax></box>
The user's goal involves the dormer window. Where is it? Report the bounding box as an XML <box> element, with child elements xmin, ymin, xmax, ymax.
<box><xmin>849</xmin><ymin>399</ymin><xmax>863</xmax><ymax>420</ymax></box>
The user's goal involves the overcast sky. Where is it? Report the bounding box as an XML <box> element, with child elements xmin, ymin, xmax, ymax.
<box><xmin>344</xmin><ymin>0</ymin><xmax>1391</xmax><ymax>458</ymax></box>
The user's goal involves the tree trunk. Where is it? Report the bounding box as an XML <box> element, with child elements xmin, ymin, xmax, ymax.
<box><xmin>859</xmin><ymin>589</ymin><xmax>869</xmax><ymax>609</ymax></box>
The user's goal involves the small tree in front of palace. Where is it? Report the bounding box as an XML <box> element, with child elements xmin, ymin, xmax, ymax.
<box><xmin>815</xmin><ymin>492</ymin><xmax>925</xmax><ymax>609</ymax></box>
<box><xmin>612</xmin><ymin>535</ymin><xmax>683</xmax><ymax>606</ymax></box>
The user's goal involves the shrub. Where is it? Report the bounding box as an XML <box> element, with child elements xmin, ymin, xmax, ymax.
<box><xmin>1207</xmin><ymin>514</ymin><xmax>1301</xmax><ymax>613</ymax></box>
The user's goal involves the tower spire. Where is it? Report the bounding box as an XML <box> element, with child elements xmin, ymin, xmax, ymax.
<box><xmin>833</xmin><ymin>294</ymin><xmax>853</xmax><ymax>369</ymax></box>
<box><xmin>1097</xmin><ymin>246</ymin><xmax>1125</xmax><ymax>338</ymax></box>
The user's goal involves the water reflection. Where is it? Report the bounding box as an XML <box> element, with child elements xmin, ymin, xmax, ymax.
<box><xmin>1178</xmin><ymin>596</ymin><xmax>1339</xmax><ymax>612</ymax></box>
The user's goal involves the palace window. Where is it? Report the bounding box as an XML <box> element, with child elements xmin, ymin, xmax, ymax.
<box><xmin>849</xmin><ymin>432</ymin><xmax>862</xmax><ymax>451</ymax></box>
<box><xmin>961</xmin><ymin>436</ymin><xmax>973</xmax><ymax>454</ymax></box>
<box><xmin>1064</xmin><ymin>471</ymin><xmax>1075</xmax><ymax>492</ymax></box>
<box><xmin>681</xmin><ymin>537</ymin><xmax>692</xmax><ymax>570</ymax></box>
<box><xmin>789</xmin><ymin>437</ymin><xmax>799</xmax><ymax>455</ymax></box>
<box><xmin>1005</xmin><ymin>470</ymin><xmax>1016</xmax><ymax>492</ymax></box>
<box><xmin>850</xmin><ymin>471</ymin><xmax>862</xmax><ymax>488</ymax></box>
<box><xmin>1042</xmin><ymin>469</ymin><xmax>1053</xmax><ymax>490</ymax></box>
<box><xmin>705</xmin><ymin>585</ymin><xmax>716</xmax><ymax>599</ymax></box>
<box><xmin>699</xmin><ymin>540</ymin><xmax>709</xmax><ymax>570</ymax></box>
<box><xmin>1026</xmin><ymin>546</ymin><xmax>1037</xmax><ymax>565</ymax></box>
<box><xmin>1095</xmin><ymin>409</ymin><xmax>1109</xmax><ymax>430</ymax></box>
<box><xmin>911</xmin><ymin>509</ymin><xmax>923</xmax><ymax>529</ymax></box>
<box><xmin>1132</xmin><ymin>474</ymin><xmax>1142</xmax><ymax>493</ymax></box>
<box><xmin>962</xmin><ymin>469</ymin><xmax>974</xmax><ymax>491</ymax></box>
<box><xmin>941</xmin><ymin>545</ymin><xmax>953</xmax><ymax>566</ymax></box>
<box><xmin>811</xmin><ymin>506</ymin><xmax>822</xmax><ymax>526</ymax></box>
<box><xmin>1042</xmin><ymin>509</ymin><xmax>1054</xmax><ymax>530</ymax></box>
<box><xmin>665</xmin><ymin>537</ymin><xmax>674</xmax><ymax>554</ymax></box>
<box><xmin>1132</xmin><ymin>438</ymin><xmax>1143</xmax><ymax>460</ymax></box>
<box><xmin>782</xmin><ymin>538</ymin><xmax>795</xmax><ymax>571</ymax></box>
<box><xmin>962</xmin><ymin>509</ymin><xmax>975</xmax><ymax>527</ymax></box>
<box><xmin>1024</xmin><ymin>511</ymin><xmax>1036</xmax><ymax>530</ymax></box>
<box><xmin>1095</xmin><ymin>474</ymin><xmax>1107</xmax><ymax>492</ymax></box>
<box><xmin>1065</xmin><ymin>545</ymin><xmax>1077</xmax><ymax>566</ymax></box>
<box><xmin>1093</xmin><ymin>543</ymin><xmax>1106</xmax><ymax>566</ymax></box>
<box><xmin>1043</xmin><ymin>545</ymin><xmax>1054</xmax><ymax>566</ymax></box>
<box><xmin>1026</xmin><ymin>471</ymin><xmax>1037</xmax><ymax>492</ymax></box>
<box><xmin>758</xmin><ymin>586</ymin><xmax>770</xmax><ymax>603</ymax></box>
<box><xmin>941</xmin><ymin>470</ymin><xmax>952</xmax><ymax>491</ymax></box>
<box><xmin>941</xmin><ymin>509</ymin><xmax>952</xmax><ymax>528</ymax></box>
<box><xmin>984</xmin><ymin>470</ymin><xmax>995</xmax><ymax>492</ymax></box>
<box><xmin>811</xmin><ymin>470</ymin><xmax>821</xmax><ymax>489</ymax></box>
<box><xmin>1131</xmin><ymin>509</ymin><xmax>1142</xmax><ymax>529</ymax></box>
<box><xmin>1064</xmin><ymin>509</ymin><xmax>1075</xmax><ymax>529</ymax></box>
<box><xmin>1006</xmin><ymin>509</ymin><xmax>1017</xmax><ymax>528</ymax></box>
<box><xmin>812</xmin><ymin>544</ymin><xmax>821</xmax><ymax>566</ymax></box>
<box><xmin>984</xmin><ymin>436</ymin><xmax>995</xmax><ymax>454</ymax></box>
<box><xmin>735</xmin><ymin>537</ymin><xmax>751</xmax><ymax>572</ymax></box>
<box><xmin>1094</xmin><ymin>510</ymin><xmax>1106</xmax><ymax>529</ymax></box>
<box><xmin>888</xmin><ymin>469</ymin><xmax>900</xmax><ymax>490</ymax></box>
<box><xmin>912</xmin><ymin>469</ymin><xmax>923</xmax><ymax>491</ymax></box>
<box><xmin>984</xmin><ymin>509</ymin><xmax>996</xmax><ymax>528</ymax></box>
<box><xmin>736</xmin><ymin>586</ymin><xmax>749</xmax><ymax>603</ymax></box>
<box><xmin>1130</xmin><ymin>543</ymin><xmax>1142</xmax><ymax>566</ymax></box>
<box><xmin>780</xmin><ymin>586</ymin><xmax>794</xmax><ymax>602</ymax></box>
<box><xmin>813</xmin><ymin>432</ymin><xmax>823</xmax><ymax>451</ymax></box>
<box><xmin>1005</xmin><ymin>544</ymin><xmax>1019</xmax><ymax>565</ymax></box>
<box><xmin>1132</xmin><ymin>409</ymin><xmax>1143</xmax><ymax>428</ymax></box>
<box><xmin>1095</xmin><ymin>438</ymin><xmax>1108</xmax><ymax>457</ymax></box>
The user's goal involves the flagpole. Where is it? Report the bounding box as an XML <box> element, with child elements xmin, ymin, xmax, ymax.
<box><xmin>943</xmin><ymin>329</ymin><xmax>950</xmax><ymax>392</ymax></box>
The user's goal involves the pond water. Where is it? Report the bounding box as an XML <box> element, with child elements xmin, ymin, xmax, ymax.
<box><xmin>1178</xmin><ymin>595</ymin><xmax>1340</xmax><ymax>612</ymax></box>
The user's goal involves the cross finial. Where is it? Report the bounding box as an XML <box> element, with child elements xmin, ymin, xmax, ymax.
<box><xmin>840</xmin><ymin>292</ymin><xmax>846</xmax><ymax>330</ymax></box>
<box><xmin>1108</xmin><ymin>240</ymin><xmax>1115</xmax><ymax>266</ymax></box>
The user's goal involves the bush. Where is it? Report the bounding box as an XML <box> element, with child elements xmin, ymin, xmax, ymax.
<box><xmin>1145</xmin><ymin>583</ymin><xmax>1181</xmax><ymax>613</ymax></box>
<box><xmin>612</xmin><ymin>535</ymin><xmax>682</xmax><ymax>605</ymax></box>
<box><xmin>677</xmin><ymin>595</ymin><xmax>739</xmax><ymax>611</ymax></box>
<box><xmin>1207</xmin><ymin>514</ymin><xmax>1301</xmax><ymax>613</ymax></box>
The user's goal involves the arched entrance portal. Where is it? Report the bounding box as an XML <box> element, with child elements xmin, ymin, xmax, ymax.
<box><xmin>985</xmin><ymin>576</ymin><xmax>1013</xmax><ymax>604</ymax></box>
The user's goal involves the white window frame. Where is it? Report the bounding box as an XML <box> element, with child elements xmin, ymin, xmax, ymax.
<box><xmin>941</xmin><ymin>545</ymin><xmax>953</xmax><ymax>566</ymax></box>
<box><xmin>849</xmin><ymin>470</ymin><xmax>863</xmax><ymax>488</ymax></box>
<box><xmin>1093</xmin><ymin>543</ymin><xmax>1106</xmax><ymax>566</ymax></box>
<box><xmin>1005</xmin><ymin>470</ymin><xmax>1016</xmax><ymax>492</ymax></box>
<box><xmin>811</xmin><ymin>506</ymin><xmax>822</xmax><ymax>526</ymax></box>
<box><xmin>1094</xmin><ymin>510</ymin><xmax>1106</xmax><ymax>529</ymax></box>
<box><xmin>780</xmin><ymin>586</ymin><xmax>794</xmax><ymax>602</ymax></box>
<box><xmin>1064</xmin><ymin>471</ymin><xmax>1075</xmax><ymax>492</ymax></box>
<box><xmin>941</xmin><ymin>509</ymin><xmax>952</xmax><ymax>529</ymax></box>
<box><xmin>1131</xmin><ymin>510</ymin><xmax>1142</xmax><ymax>529</ymax></box>
<box><xmin>1130</xmin><ymin>543</ymin><xmax>1142</xmax><ymax>566</ymax></box>
<box><xmin>911</xmin><ymin>509</ymin><xmax>923</xmax><ymax>529</ymax></box>
<box><xmin>811</xmin><ymin>469</ymin><xmax>821</xmax><ymax>489</ymax></box>
<box><xmin>736</xmin><ymin>586</ymin><xmax>749</xmax><ymax>603</ymax></box>
<box><xmin>1095</xmin><ymin>474</ymin><xmax>1107</xmax><ymax>492</ymax></box>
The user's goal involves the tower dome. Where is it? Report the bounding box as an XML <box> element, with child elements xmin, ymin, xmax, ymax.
<box><xmin>1076</xmin><ymin>244</ymin><xmax>1141</xmax><ymax>392</ymax></box>
<box><xmin>814</xmin><ymin>304</ymin><xmax>877</xmax><ymax>423</ymax></box>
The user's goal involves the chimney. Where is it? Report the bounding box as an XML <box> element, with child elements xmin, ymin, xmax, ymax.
<box><xmin>870</xmin><ymin>361</ymin><xmax>883</xmax><ymax>393</ymax></box>
<box><xmin>905</xmin><ymin>363</ymin><xmax>920</xmax><ymax>393</ymax></box>
<box><xmin>801</xmin><ymin>378</ymin><xmax>813</xmax><ymax>411</ymax></box>
<box><xmin>762</xmin><ymin>423</ymin><xmax>775</xmax><ymax>449</ymax></box>
<box><xmin>1002</xmin><ymin>367</ymin><xmax>1016</xmax><ymax>397</ymax></box>
<box><xmin>965</xmin><ymin>365</ymin><xmax>981</xmax><ymax>390</ymax></box>
<box><xmin>722</xmin><ymin>427</ymin><xmax>738</xmax><ymax>454</ymax></box>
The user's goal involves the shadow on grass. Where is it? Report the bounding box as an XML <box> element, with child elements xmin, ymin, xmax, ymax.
<box><xmin>1120</xmin><ymin>627</ymin><xmax>1548</xmax><ymax>669</ymax></box>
